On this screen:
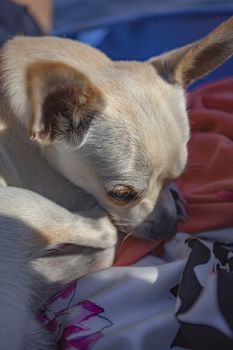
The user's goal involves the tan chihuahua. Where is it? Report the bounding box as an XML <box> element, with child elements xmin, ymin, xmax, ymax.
<box><xmin>0</xmin><ymin>17</ymin><xmax>232</xmax><ymax>349</ymax></box>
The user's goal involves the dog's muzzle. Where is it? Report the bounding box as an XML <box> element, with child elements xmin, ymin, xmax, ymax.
<box><xmin>132</xmin><ymin>182</ymin><xmax>187</xmax><ymax>241</ymax></box>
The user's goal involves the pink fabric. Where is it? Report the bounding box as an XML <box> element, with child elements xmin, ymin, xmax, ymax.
<box><xmin>177</xmin><ymin>78</ymin><xmax>233</xmax><ymax>233</ymax></box>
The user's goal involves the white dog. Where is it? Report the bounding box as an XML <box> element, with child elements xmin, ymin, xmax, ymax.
<box><xmin>0</xmin><ymin>17</ymin><xmax>232</xmax><ymax>349</ymax></box>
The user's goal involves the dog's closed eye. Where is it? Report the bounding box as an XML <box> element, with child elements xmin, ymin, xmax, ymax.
<box><xmin>107</xmin><ymin>185</ymin><xmax>142</xmax><ymax>206</ymax></box>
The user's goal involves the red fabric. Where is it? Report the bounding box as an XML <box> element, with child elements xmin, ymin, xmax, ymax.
<box><xmin>114</xmin><ymin>78</ymin><xmax>233</xmax><ymax>266</ymax></box>
<box><xmin>114</xmin><ymin>236</ymin><xmax>160</xmax><ymax>266</ymax></box>
<box><xmin>177</xmin><ymin>78</ymin><xmax>233</xmax><ymax>233</ymax></box>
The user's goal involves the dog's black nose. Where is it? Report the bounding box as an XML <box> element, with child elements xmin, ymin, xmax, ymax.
<box><xmin>134</xmin><ymin>208</ymin><xmax>177</xmax><ymax>241</ymax></box>
<box><xmin>132</xmin><ymin>182</ymin><xmax>187</xmax><ymax>241</ymax></box>
<box><xmin>168</xmin><ymin>182</ymin><xmax>188</xmax><ymax>222</ymax></box>
<box><xmin>148</xmin><ymin>212</ymin><xmax>177</xmax><ymax>240</ymax></box>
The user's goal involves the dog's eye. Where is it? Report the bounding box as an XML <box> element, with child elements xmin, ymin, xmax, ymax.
<box><xmin>107</xmin><ymin>185</ymin><xmax>138</xmax><ymax>203</ymax></box>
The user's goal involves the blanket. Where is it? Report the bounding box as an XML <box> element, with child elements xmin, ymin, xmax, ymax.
<box><xmin>40</xmin><ymin>77</ymin><xmax>233</xmax><ymax>349</ymax></box>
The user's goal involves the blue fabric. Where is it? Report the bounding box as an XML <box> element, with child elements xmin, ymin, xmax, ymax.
<box><xmin>0</xmin><ymin>0</ymin><xmax>42</xmax><ymax>47</ymax></box>
<box><xmin>54</xmin><ymin>3</ymin><xmax>233</xmax><ymax>88</ymax></box>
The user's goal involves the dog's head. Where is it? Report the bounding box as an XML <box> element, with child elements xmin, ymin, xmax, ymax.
<box><xmin>1</xmin><ymin>18</ymin><xmax>233</xmax><ymax>240</ymax></box>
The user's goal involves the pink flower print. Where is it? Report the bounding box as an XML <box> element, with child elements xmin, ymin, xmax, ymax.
<box><xmin>62</xmin><ymin>328</ymin><xmax>103</xmax><ymax>350</ymax></box>
<box><xmin>40</xmin><ymin>282</ymin><xmax>79</xmax><ymax>338</ymax></box>
<box><xmin>40</xmin><ymin>283</ymin><xmax>112</xmax><ymax>350</ymax></box>
<box><xmin>60</xmin><ymin>301</ymin><xmax>112</xmax><ymax>349</ymax></box>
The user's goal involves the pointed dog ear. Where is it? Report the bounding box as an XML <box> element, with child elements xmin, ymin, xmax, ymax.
<box><xmin>26</xmin><ymin>61</ymin><xmax>104</xmax><ymax>146</ymax></box>
<box><xmin>148</xmin><ymin>17</ymin><xmax>233</xmax><ymax>87</ymax></box>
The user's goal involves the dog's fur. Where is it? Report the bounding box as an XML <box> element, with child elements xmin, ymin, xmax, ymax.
<box><xmin>0</xmin><ymin>17</ymin><xmax>232</xmax><ymax>349</ymax></box>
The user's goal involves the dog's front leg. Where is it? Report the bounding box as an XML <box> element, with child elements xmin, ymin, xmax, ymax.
<box><xmin>0</xmin><ymin>187</ymin><xmax>117</xmax><ymax>350</ymax></box>
<box><xmin>33</xmin><ymin>204</ymin><xmax>118</xmax><ymax>289</ymax></box>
